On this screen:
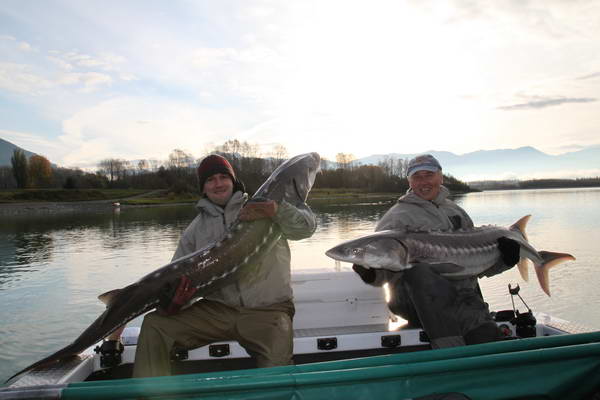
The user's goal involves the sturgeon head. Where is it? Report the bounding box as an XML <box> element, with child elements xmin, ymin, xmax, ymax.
<box><xmin>253</xmin><ymin>152</ymin><xmax>320</xmax><ymax>204</ymax></box>
<box><xmin>325</xmin><ymin>230</ymin><xmax>411</xmax><ymax>271</ymax></box>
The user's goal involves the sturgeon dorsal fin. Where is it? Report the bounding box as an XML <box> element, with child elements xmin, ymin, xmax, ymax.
<box><xmin>98</xmin><ymin>289</ymin><xmax>122</xmax><ymax>306</ymax></box>
<box><xmin>509</xmin><ymin>215</ymin><xmax>531</xmax><ymax>242</ymax></box>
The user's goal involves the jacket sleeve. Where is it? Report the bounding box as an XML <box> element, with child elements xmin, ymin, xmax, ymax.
<box><xmin>272</xmin><ymin>200</ymin><xmax>317</xmax><ymax>241</ymax></box>
<box><xmin>171</xmin><ymin>219</ymin><xmax>199</xmax><ymax>261</ymax></box>
<box><xmin>369</xmin><ymin>269</ymin><xmax>401</xmax><ymax>287</ymax></box>
<box><xmin>455</xmin><ymin>204</ymin><xmax>474</xmax><ymax>229</ymax></box>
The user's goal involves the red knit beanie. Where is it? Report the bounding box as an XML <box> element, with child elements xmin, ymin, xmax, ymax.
<box><xmin>197</xmin><ymin>155</ymin><xmax>237</xmax><ymax>192</ymax></box>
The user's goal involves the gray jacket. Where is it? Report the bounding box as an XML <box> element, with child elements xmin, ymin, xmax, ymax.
<box><xmin>172</xmin><ymin>191</ymin><xmax>317</xmax><ymax>308</ymax></box>
<box><xmin>376</xmin><ymin>186</ymin><xmax>473</xmax><ymax>232</ymax></box>
<box><xmin>370</xmin><ymin>186</ymin><xmax>476</xmax><ymax>288</ymax></box>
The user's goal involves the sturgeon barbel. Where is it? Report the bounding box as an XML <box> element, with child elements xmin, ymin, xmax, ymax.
<box><xmin>325</xmin><ymin>215</ymin><xmax>574</xmax><ymax>297</ymax></box>
<box><xmin>7</xmin><ymin>152</ymin><xmax>321</xmax><ymax>383</ymax></box>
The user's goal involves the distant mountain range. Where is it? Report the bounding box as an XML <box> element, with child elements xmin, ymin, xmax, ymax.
<box><xmin>355</xmin><ymin>146</ymin><xmax>600</xmax><ymax>182</ymax></box>
<box><xmin>0</xmin><ymin>138</ymin><xmax>37</xmax><ymax>167</ymax></box>
<box><xmin>1</xmin><ymin>137</ymin><xmax>598</xmax><ymax>181</ymax></box>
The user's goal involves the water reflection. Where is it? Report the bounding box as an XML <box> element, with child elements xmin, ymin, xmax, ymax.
<box><xmin>0</xmin><ymin>206</ymin><xmax>198</xmax><ymax>288</ymax></box>
<box><xmin>0</xmin><ymin>205</ymin><xmax>202</xmax><ymax>382</ymax></box>
<box><xmin>460</xmin><ymin>188</ymin><xmax>600</xmax><ymax>330</ymax></box>
<box><xmin>291</xmin><ymin>201</ymin><xmax>395</xmax><ymax>271</ymax></box>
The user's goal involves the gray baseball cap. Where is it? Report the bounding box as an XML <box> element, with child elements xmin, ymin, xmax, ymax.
<box><xmin>407</xmin><ymin>154</ymin><xmax>442</xmax><ymax>177</ymax></box>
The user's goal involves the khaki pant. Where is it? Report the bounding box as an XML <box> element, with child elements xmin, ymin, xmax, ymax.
<box><xmin>132</xmin><ymin>299</ymin><xmax>295</xmax><ymax>378</ymax></box>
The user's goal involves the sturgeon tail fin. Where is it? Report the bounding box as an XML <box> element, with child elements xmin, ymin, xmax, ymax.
<box><xmin>535</xmin><ymin>251</ymin><xmax>576</xmax><ymax>296</ymax></box>
<box><xmin>509</xmin><ymin>215</ymin><xmax>532</xmax><ymax>281</ymax></box>
<box><xmin>5</xmin><ymin>345</ymin><xmax>79</xmax><ymax>384</ymax></box>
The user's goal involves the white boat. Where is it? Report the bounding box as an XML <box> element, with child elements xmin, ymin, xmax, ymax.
<box><xmin>2</xmin><ymin>268</ymin><xmax>599</xmax><ymax>400</ymax></box>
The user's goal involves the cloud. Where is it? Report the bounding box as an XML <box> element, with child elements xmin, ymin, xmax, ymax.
<box><xmin>443</xmin><ymin>1</ymin><xmax>600</xmax><ymax>41</ymax></box>
<box><xmin>47</xmin><ymin>56</ymin><xmax>73</xmax><ymax>71</ymax></box>
<box><xmin>3</xmin><ymin>1</ymin><xmax>600</xmax><ymax>168</ymax></box>
<box><xmin>18</xmin><ymin>41</ymin><xmax>33</xmax><ymax>52</ymax></box>
<box><xmin>189</xmin><ymin>47</ymin><xmax>238</xmax><ymax>69</ymax></box>
<box><xmin>0</xmin><ymin>129</ymin><xmax>65</xmax><ymax>159</ymax></box>
<box><xmin>61</xmin><ymin>51</ymin><xmax>126</xmax><ymax>71</ymax></box>
<box><xmin>57</xmin><ymin>96</ymin><xmax>259</xmax><ymax>168</ymax></box>
<box><xmin>497</xmin><ymin>97</ymin><xmax>597</xmax><ymax>111</ymax></box>
<box><xmin>0</xmin><ymin>62</ymin><xmax>54</xmax><ymax>95</ymax></box>
<box><xmin>0</xmin><ymin>62</ymin><xmax>113</xmax><ymax>96</ymax></box>
<box><xmin>576</xmin><ymin>72</ymin><xmax>600</xmax><ymax>80</ymax></box>
<box><xmin>0</xmin><ymin>45</ymin><xmax>132</xmax><ymax>99</ymax></box>
<box><xmin>58</xmin><ymin>72</ymin><xmax>113</xmax><ymax>92</ymax></box>
<box><xmin>0</xmin><ymin>35</ymin><xmax>36</xmax><ymax>55</ymax></box>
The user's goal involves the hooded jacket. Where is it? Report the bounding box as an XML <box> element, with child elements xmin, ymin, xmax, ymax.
<box><xmin>172</xmin><ymin>191</ymin><xmax>317</xmax><ymax>308</ymax></box>
<box><xmin>369</xmin><ymin>185</ymin><xmax>475</xmax><ymax>287</ymax></box>
<box><xmin>376</xmin><ymin>185</ymin><xmax>473</xmax><ymax>232</ymax></box>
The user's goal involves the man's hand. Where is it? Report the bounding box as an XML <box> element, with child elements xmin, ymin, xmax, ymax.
<box><xmin>497</xmin><ymin>237</ymin><xmax>520</xmax><ymax>267</ymax></box>
<box><xmin>239</xmin><ymin>200</ymin><xmax>278</xmax><ymax>221</ymax></box>
<box><xmin>158</xmin><ymin>275</ymin><xmax>197</xmax><ymax>315</ymax></box>
<box><xmin>479</xmin><ymin>237</ymin><xmax>521</xmax><ymax>278</ymax></box>
<box><xmin>352</xmin><ymin>264</ymin><xmax>376</xmax><ymax>284</ymax></box>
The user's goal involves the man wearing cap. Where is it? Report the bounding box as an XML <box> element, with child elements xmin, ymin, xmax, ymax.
<box><xmin>130</xmin><ymin>154</ymin><xmax>317</xmax><ymax>377</ymax></box>
<box><xmin>353</xmin><ymin>154</ymin><xmax>520</xmax><ymax>348</ymax></box>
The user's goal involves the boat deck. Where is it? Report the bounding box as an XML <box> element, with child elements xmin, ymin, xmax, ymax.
<box><xmin>10</xmin><ymin>311</ymin><xmax>594</xmax><ymax>389</ymax></box>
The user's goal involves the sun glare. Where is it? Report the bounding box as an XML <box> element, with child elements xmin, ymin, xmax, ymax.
<box><xmin>261</xmin><ymin>1</ymin><xmax>489</xmax><ymax>158</ymax></box>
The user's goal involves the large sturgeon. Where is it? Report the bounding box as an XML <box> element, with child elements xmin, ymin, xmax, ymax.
<box><xmin>325</xmin><ymin>215</ymin><xmax>574</xmax><ymax>297</ymax></box>
<box><xmin>7</xmin><ymin>152</ymin><xmax>320</xmax><ymax>383</ymax></box>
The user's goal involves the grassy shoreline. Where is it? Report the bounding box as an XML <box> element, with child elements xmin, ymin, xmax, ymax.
<box><xmin>0</xmin><ymin>189</ymin><xmax>148</xmax><ymax>203</ymax></box>
<box><xmin>0</xmin><ymin>188</ymin><xmax>401</xmax><ymax>207</ymax></box>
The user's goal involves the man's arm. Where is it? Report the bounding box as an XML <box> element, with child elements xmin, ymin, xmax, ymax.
<box><xmin>241</xmin><ymin>199</ymin><xmax>316</xmax><ymax>240</ymax></box>
<box><xmin>273</xmin><ymin>201</ymin><xmax>317</xmax><ymax>240</ymax></box>
<box><xmin>353</xmin><ymin>264</ymin><xmax>399</xmax><ymax>287</ymax></box>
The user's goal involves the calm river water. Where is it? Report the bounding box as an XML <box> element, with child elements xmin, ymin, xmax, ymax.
<box><xmin>0</xmin><ymin>187</ymin><xmax>598</xmax><ymax>383</ymax></box>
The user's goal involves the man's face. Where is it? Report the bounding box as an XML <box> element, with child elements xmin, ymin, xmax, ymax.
<box><xmin>203</xmin><ymin>173</ymin><xmax>234</xmax><ymax>206</ymax></box>
<box><xmin>408</xmin><ymin>170</ymin><xmax>443</xmax><ymax>201</ymax></box>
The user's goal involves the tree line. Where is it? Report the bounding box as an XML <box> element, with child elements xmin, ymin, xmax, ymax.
<box><xmin>2</xmin><ymin>141</ymin><xmax>472</xmax><ymax>195</ymax></box>
<box><xmin>470</xmin><ymin>177</ymin><xmax>600</xmax><ymax>191</ymax></box>
<box><xmin>2</xmin><ymin>149</ymin><xmax>109</xmax><ymax>190</ymax></box>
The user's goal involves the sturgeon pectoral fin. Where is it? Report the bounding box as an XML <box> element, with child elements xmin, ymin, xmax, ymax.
<box><xmin>98</xmin><ymin>288</ymin><xmax>122</xmax><ymax>306</ymax></box>
<box><xmin>517</xmin><ymin>258</ymin><xmax>529</xmax><ymax>282</ymax></box>
<box><xmin>535</xmin><ymin>250</ymin><xmax>576</xmax><ymax>296</ymax></box>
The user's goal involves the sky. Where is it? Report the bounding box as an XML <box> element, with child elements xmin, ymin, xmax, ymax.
<box><xmin>1</xmin><ymin>0</ymin><xmax>600</xmax><ymax>169</ymax></box>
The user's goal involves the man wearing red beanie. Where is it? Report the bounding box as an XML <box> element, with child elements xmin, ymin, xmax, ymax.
<box><xmin>132</xmin><ymin>154</ymin><xmax>317</xmax><ymax>377</ymax></box>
